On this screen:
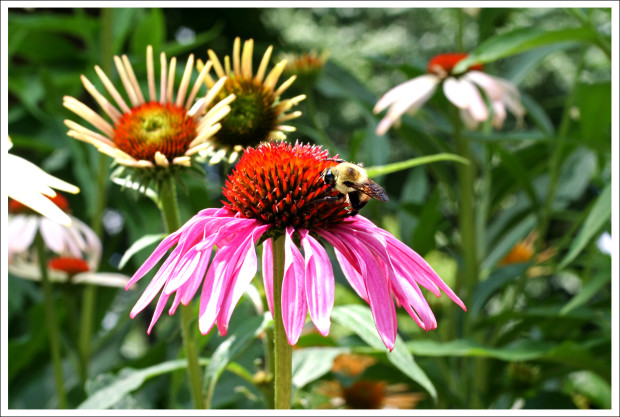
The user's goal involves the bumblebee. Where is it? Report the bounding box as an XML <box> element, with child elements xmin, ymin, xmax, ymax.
<box><xmin>320</xmin><ymin>159</ymin><xmax>389</xmax><ymax>214</ymax></box>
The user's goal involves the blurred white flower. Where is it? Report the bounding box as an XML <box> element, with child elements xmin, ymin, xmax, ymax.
<box><xmin>8</xmin><ymin>193</ymin><xmax>129</xmax><ymax>288</ymax></box>
<box><xmin>596</xmin><ymin>231</ymin><xmax>611</xmax><ymax>256</ymax></box>
<box><xmin>374</xmin><ymin>53</ymin><xmax>526</xmax><ymax>134</ymax></box>
<box><xmin>7</xmin><ymin>136</ymin><xmax>79</xmax><ymax>226</ymax></box>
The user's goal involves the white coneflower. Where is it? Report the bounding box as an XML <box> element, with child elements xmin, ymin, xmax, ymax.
<box><xmin>64</xmin><ymin>45</ymin><xmax>235</xmax><ymax>170</ymax></box>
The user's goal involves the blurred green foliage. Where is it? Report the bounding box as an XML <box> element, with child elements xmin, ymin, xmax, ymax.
<box><xmin>6</xmin><ymin>7</ymin><xmax>612</xmax><ymax>410</ymax></box>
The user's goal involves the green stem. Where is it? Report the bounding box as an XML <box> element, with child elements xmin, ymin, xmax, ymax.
<box><xmin>537</xmin><ymin>49</ymin><xmax>586</xmax><ymax>251</ymax></box>
<box><xmin>35</xmin><ymin>232</ymin><xmax>68</xmax><ymax>409</ymax></box>
<box><xmin>272</xmin><ymin>234</ymin><xmax>292</xmax><ymax>409</ymax></box>
<box><xmin>78</xmin><ymin>7</ymin><xmax>114</xmax><ymax>384</ymax></box>
<box><xmin>452</xmin><ymin>109</ymin><xmax>484</xmax><ymax>408</ymax></box>
<box><xmin>159</xmin><ymin>176</ymin><xmax>205</xmax><ymax>409</ymax></box>
<box><xmin>262</xmin><ymin>326</ymin><xmax>275</xmax><ymax>408</ymax></box>
<box><xmin>452</xmin><ymin>111</ymin><xmax>478</xmax><ymax>303</ymax></box>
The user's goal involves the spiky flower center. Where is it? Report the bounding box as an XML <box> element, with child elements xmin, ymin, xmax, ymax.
<box><xmin>48</xmin><ymin>256</ymin><xmax>90</xmax><ymax>275</ymax></box>
<box><xmin>113</xmin><ymin>102</ymin><xmax>197</xmax><ymax>163</ymax></box>
<box><xmin>9</xmin><ymin>194</ymin><xmax>70</xmax><ymax>215</ymax></box>
<box><xmin>223</xmin><ymin>142</ymin><xmax>351</xmax><ymax>229</ymax></box>
<box><xmin>427</xmin><ymin>53</ymin><xmax>483</xmax><ymax>77</ymax></box>
<box><xmin>215</xmin><ymin>77</ymin><xmax>279</xmax><ymax>148</ymax></box>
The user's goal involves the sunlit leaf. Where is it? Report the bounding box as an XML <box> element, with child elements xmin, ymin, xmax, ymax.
<box><xmin>560</xmin><ymin>269</ymin><xmax>611</xmax><ymax>315</ymax></box>
<box><xmin>118</xmin><ymin>233</ymin><xmax>167</xmax><ymax>270</ymax></box>
<box><xmin>454</xmin><ymin>27</ymin><xmax>598</xmax><ymax>73</ymax></box>
<box><xmin>365</xmin><ymin>153</ymin><xmax>469</xmax><ymax>178</ymax></box>
<box><xmin>78</xmin><ymin>358</ymin><xmax>208</xmax><ymax>409</ymax></box>
<box><xmin>559</xmin><ymin>183</ymin><xmax>611</xmax><ymax>269</ymax></box>
<box><xmin>291</xmin><ymin>347</ymin><xmax>347</xmax><ymax>388</ymax></box>
<box><xmin>204</xmin><ymin>314</ymin><xmax>272</xmax><ymax>407</ymax></box>
<box><xmin>331</xmin><ymin>305</ymin><xmax>437</xmax><ymax>402</ymax></box>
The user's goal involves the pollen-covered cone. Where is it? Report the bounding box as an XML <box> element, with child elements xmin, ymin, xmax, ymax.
<box><xmin>63</xmin><ymin>45</ymin><xmax>235</xmax><ymax>169</ymax></box>
<box><xmin>126</xmin><ymin>142</ymin><xmax>465</xmax><ymax>350</ymax></box>
<box><xmin>195</xmin><ymin>37</ymin><xmax>306</xmax><ymax>164</ymax></box>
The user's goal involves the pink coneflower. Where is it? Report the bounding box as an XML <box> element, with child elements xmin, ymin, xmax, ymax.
<box><xmin>374</xmin><ymin>52</ymin><xmax>525</xmax><ymax>134</ymax></box>
<box><xmin>126</xmin><ymin>142</ymin><xmax>465</xmax><ymax>350</ymax></box>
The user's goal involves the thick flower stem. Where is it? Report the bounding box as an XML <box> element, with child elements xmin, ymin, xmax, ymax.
<box><xmin>272</xmin><ymin>234</ymin><xmax>292</xmax><ymax>409</ymax></box>
<box><xmin>452</xmin><ymin>112</ymin><xmax>478</xmax><ymax>305</ymax></box>
<box><xmin>159</xmin><ymin>176</ymin><xmax>205</xmax><ymax>409</ymax></box>
<box><xmin>35</xmin><ymin>232</ymin><xmax>68</xmax><ymax>409</ymax></box>
<box><xmin>452</xmin><ymin>110</ymin><xmax>485</xmax><ymax>408</ymax></box>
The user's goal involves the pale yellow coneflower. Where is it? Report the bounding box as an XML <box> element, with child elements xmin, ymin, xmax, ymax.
<box><xmin>63</xmin><ymin>45</ymin><xmax>236</xmax><ymax>170</ymax></box>
<box><xmin>196</xmin><ymin>37</ymin><xmax>306</xmax><ymax>164</ymax></box>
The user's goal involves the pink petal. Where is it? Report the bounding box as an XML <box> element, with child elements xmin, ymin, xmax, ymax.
<box><xmin>216</xmin><ymin>225</ymin><xmax>269</xmax><ymax>335</ymax></box>
<box><xmin>300</xmin><ymin>230</ymin><xmax>334</xmax><ymax>336</ymax></box>
<box><xmin>147</xmin><ymin>291</ymin><xmax>170</xmax><ymax>334</ymax></box>
<box><xmin>281</xmin><ymin>226</ymin><xmax>307</xmax><ymax>345</ymax></box>
<box><xmin>130</xmin><ymin>251</ymin><xmax>180</xmax><ymax>318</ymax></box>
<box><xmin>198</xmin><ymin>226</ymin><xmax>258</xmax><ymax>335</ymax></box>
<box><xmin>125</xmin><ymin>231</ymin><xmax>181</xmax><ymax>290</ymax></box>
<box><xmin>318</xmin><ymin>229</ymin><xmax>369</xmax><ymax>302</ymax></box>
<box><xmin>345</xmin><ymin>234</ymin><xmax>397</xmax><ymax>351</ymax></box>
<box><xmin>262</xmin><ymin>238</ymin><xmax>274</xmax><ymax>316</ymax></box>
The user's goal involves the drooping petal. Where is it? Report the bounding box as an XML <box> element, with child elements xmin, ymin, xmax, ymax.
<box><xmin>216</xmin><ymin>224</ymin><xmax>269</xmax><ymax>335</ymax></box>
<box><xmin>374</xmin><ymin>74</ymin><xmax>439</xmax><ymax>114</ymax></box>
<box><xmin>262</xmin><ymin>238</ymin><xmax>274</xmax><ymax>316</ymax></box>
<box><xmin>318</xmin><ymin>229</ymin><xmax>369</xmax><ymax>302</ymax></box>
<box><xmin>376</xmin><ymin>75</ymin><xmax>440</xmax><ymax>135</ymax></box>
<box><xmin>444</xmin><ymin>77</ymin><xmax>488</xmax><ymax>122</ymax></box>
<box><xmin>281</xmin><ymin>226</ymin><xmax>307</xmax><ymax>345</ymax></box>
<box><xmin>147</xmin><ymin>291</ymin><xmax>170</xmax><ymax>334</ymax></box>
<box><xmin>7</xmin><ymin>215</ymin><xmax>39</xmax><ymax>257</ymax></box>
<box><xmin>342</xmin><ymin>232</ymin><xmax>397</xmax><ymax>351</ymax></box>
<box><xmin>300</xmin><ymin>230</ymin><xmax>334</xmax><ymax>336</ymax></box>
<box><xmin>198</xmin><ymin>226</ymin><xmax>258</xmax><ymax>335</ymax></box>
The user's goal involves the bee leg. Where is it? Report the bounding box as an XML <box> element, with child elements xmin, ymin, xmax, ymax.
<box><xmin>348</xmin><ymin>192</ymin><xmax>367</xmax><ymax>211</ymax></box>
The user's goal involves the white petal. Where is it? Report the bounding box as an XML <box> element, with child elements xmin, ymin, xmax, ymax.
<box><xmin>444</xmin><ymin>78</ymin><xmax>488</xmax><ymax>121</ymax></box>
<box><xmin>7</xmin><ymin>216</ymin><xmax>39</xmax><ymax>257</ymax></box>
<box><xmin>374</xmin><ymin>74</ymin><xmax>439</xmax><ymax>114</ymax></box>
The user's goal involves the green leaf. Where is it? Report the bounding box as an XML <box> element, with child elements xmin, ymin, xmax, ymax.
<box><xmin>560</xmin><ymin>270</ymin><xmax>611</xmax><ymax>316</ymax></box>
<box><xmin>568</xmin><ymin>371</ymin><xmax>612</xmax><ymax>409</ymax></box>
<box><xmin>291</xmin><ymin>347</ymin><xmax>348</xmax><ymax>388</ymax></box>
<box><xmin>204</xmin><ymin>314</ymin><xmax>272</xmax><ymax>406</ymax></box>
<box><xmin>482</xmin><ymin>214</ymin><xmax>537</xmax><ymax>272</ymax></box>
<box><xmin>78</xmin><ymin>358</ymin><xmax>208</xmax><ymax>409</ymax></box>
<box><xmin>470</xmin><ymin>263</ymin><xmax>530</xmax><ymax>320</ymax></box>
<box><xmin>365</xmin><ymin>153</ymin><xmax>469</xmax><ymax>178</ymax></box>
<box><xmin>331</xmin><ymin>305</ymin><xmax>437</xmax><ymax>402</ymax></box>
<box><xmin>576</xmin><ymin>82</ymin><xmax>612</xmax><ymax>152</ymax></box>
<box><xmin>118</xmin><ymin>233</ymin><xmax>167</xmax><ymax>270</ymax></box>
<box><xmin>408</xmin><ymin>338</ymin><xmax>553</xmax><ymax>362</ymax></box>
<box><xmin>110</xmin><ymin>9</ymin><xmax>142</xmax><ymax>56</ymax></box>
<box><xmin>559</xmin><ymin>183</ymin><xmax>611</xmax><ymax>269</ymax></box>
<box><xmin>130</xmin><ymin>8</ymin><xmax>165</xmax><ymax>56</ymax></box>
<box><xmin>454</xmin><ymin>27</ymin><xmax>598</xmax><ymax>73</ymax></box>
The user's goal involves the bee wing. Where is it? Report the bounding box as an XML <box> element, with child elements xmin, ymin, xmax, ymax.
<box><xmin>351</xmin><ymin>180</ymin><xmax>389</xmax><ymax>202</ymax></box>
